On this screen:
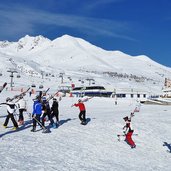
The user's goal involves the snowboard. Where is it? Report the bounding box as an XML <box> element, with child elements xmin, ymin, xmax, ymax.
<box><xmin>80</xmin><ymin>118</ymin><xmax>91</xmax><ymax>125</ymax></box>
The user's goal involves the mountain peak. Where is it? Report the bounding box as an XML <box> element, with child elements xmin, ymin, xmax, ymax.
<box><xmin>18</xmin><ymin>35</ymin><xmax>50</xmax><ymax>43</ymax></box>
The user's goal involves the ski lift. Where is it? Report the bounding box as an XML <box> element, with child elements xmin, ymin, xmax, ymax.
<box><xmin>31</xmin><ymin>84</ymin><xmax>36</xmax><ymax>88</ymax></box>
<box><xmin>39</xmin><ymin>85</ymin><xmax>44</xmax><ymax>89</ymax></box>
<box><xmin>17</xmin><ymin>74</ymin><xmax>21</xmax><ymax>78</ymax></box>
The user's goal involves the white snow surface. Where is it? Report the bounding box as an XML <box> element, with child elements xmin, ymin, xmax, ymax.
<box><xmin>0</xmin><ymin>90</ymin><xmax>171</xmax><ymax>171</ymax></box>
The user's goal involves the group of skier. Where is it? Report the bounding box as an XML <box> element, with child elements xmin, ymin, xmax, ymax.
<box><xmin>0</xmin><ymin>90</ymin><xmax>60</xmax><ymax>132</ymax></box>
<box><xmin>31</xmin><ymin>92</ymin><xmax>60</xmax><ymax>132</ymax></box>
<box><xmin>0</xmin><ymin>85</ymin><xmax>137</xmax><ymax>149</ymax></box>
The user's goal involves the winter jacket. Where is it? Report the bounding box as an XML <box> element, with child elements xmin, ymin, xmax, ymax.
<box><xmin>42</xmin><ymin>101</ymin><xmax>50</xmax><ymax>112</ymax></box>
<box><xmin>17</xmin><ymin>98</ymin><xmax>26</xmax><ymax>109</ymax></box>
<box><xmin>123</xmin><ymin>120</ymin><xmax>134</xmax><ymax>134</ymax></box>
<box><xmin>74</xmin><ymin>102</ymin><xmax>86</xmax><ymax>111</ymax></box>
<box><xmin>0</xmin><ymin>102</ymin><xmax>17</xmax><ymax>114</ymax></box>
<box><xmin>51</xmin><ymin>101</ymin><xmax>59</xmax><ymax>113</ymax></box>
<box><xmin>32</xmin><ymin>100</ymin><xmax>42</xmax><ymax>115</ymax></box>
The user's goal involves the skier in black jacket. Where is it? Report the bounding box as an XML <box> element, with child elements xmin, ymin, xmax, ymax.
<box><xmin>50</xmin><ymin>98</ymin><xmax>59</xmax><ymax>127</ymax></box>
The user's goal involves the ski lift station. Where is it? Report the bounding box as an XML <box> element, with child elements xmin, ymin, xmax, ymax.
<box><xmin>71</xmin><ymin>85</ymin><xmax>148</xmax><ymax>99</ymax></box>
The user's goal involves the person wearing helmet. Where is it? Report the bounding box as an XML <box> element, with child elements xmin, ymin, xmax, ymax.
<box><xmin>1</xmin><ymin>97</ymin><xmax>18</xmax><ymax>130</ymax></box>
<box><xmin>123</xmin><ymin>116</ymin><xmax>136</xmax><ymax>148</ymax></box>
<box><xmin>50</xmin><ymin>98</ymin><xmax>59</xmax><ymax>128</ymax></box>
<box><xmin>31</xmin><ymin>97</ymin><xmax>42</xmax><ymax>132</ymax></box>
<box><xmin>72</xmin><ymin>99</ymin><xmax>86</xmax><ymax>125</ymax></box>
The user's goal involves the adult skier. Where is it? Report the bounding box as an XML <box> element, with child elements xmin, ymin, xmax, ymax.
<box><xmin>123</xmin><ymin>116</ymin><xmax>136</xmax><ymax>148</ymax></box>
<box><xmin>17</xmin><ymin>96</ymin><xmax>27</xmax><ymax>125</ymax></box>
<box><xmin>72</xmin><ymin>99</ymin><xmax>86</xmax><ymax>125</ymax></box>
<box><xmin>31</xmin><ymin>95</ymin><xmax>42</xmax><ymax>132</ymax></box>
<box><xmin>50</xmin><ymin>98</ymin><xmax>59</xmax><ymax>128</ymax></box>
<box><xmin>1</xmin><ymin>97</ymin><xmax>18</xmax><ymax>130</ymax></box>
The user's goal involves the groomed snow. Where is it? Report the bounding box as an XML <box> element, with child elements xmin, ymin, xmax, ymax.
<box><xmin>0</xmin><ymin>90</ymin><xmax>170</xmax><ymax>171</ymax></box>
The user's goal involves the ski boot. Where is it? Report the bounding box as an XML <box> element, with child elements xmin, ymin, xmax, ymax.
<box><xmin>131</xmin><ymin>145</ymin><xmax>136</xmax><ymax>149</ymax></box>
<box><xmin>11</xmin><ymin>127</ymin><xmax>18</xmax><ymax>131</ymax></box>
<box><xmin>31</xmin><ymin>127</ymin><xmax>36</xmax><ymax>132</ymax></box>
<box><xmin>3</xmin><ymin>124</ymin><xmax>7</xmax><ymax>128</ymax></box>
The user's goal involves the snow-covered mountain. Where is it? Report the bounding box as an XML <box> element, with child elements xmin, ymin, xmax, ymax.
<box><xmin>0</xmin><ymin>36</ymin><xmax>171</xmax><ymax>171</ymax></box>
<box><xmin>0</xmin><ymin>34</ymin><xmax>170</xmax><ymax>93</ymax></box>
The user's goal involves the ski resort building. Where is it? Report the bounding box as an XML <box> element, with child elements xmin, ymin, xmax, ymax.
<box><xmin>71</xmin><ymin>86</ymin><xmax>148</xmax><ymax>99</ymax></box>
<box><xmin>71</xmin><ymin>85</ymin><xmax>112</xmax><ymax>97</ymax></box>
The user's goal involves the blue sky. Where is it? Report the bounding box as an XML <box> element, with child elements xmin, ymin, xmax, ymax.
<box><xmin>0</xmin><ymin>0</ymin><xmax>171</xmax><ymax>67</ymax></box>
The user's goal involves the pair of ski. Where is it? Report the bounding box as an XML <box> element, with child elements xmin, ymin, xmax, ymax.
<box><xmin>46</xmin><ymin>91</ymin><xmax>59</xmax><ymax>102</ymax></box>
<box><xmin>11</xmin><ymin>87</ymin><xmax>31</xmax><ymax>102</ymax></box>
<box><xmin>38</xmin><ymin>88</ymin><xmax>58</xmax><ymax>102</ymax></box>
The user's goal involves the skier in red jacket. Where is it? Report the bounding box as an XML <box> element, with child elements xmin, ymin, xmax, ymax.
<box><xmin>72</xmin><ymin>99</ymin><xmax>86</xmax><ymax>124</ymax></box>
<box><xmin>123</xmin><ymin>116</ymin><xmax>136</xmax><ymax>148</ymax></box>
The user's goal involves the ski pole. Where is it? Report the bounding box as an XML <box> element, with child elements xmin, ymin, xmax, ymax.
<box><xmin>33</xmin><ymin>116</ymin><xmax>47</xmax><ymax>131</ymax></box>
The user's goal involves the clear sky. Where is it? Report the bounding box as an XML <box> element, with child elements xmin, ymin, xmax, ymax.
<box><xmin>0</xmin><ymin>0</ymin><xmax>171</xmax><ymax>67</ymax></box>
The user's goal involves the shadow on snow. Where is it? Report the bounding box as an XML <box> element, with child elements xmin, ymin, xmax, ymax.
<box><xmin>163</xmin><ymin>142</ymin><xmax>171</xmax><ymax>153</ymax></box>
<box><xmin>0</xmin><ymin>119</ymin><xmax>32</xmax><ymax>138</ymax></box>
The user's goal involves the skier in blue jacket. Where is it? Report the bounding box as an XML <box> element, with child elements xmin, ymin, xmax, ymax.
<box><xmin>31</xmin><ymin>96</ymin><xmax>42</xmax><ymax>132</ymax></box>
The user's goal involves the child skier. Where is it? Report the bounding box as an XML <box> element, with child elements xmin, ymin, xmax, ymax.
<box><xmin>123</xmin><ymin>116</ymin><xmax>136</xmax><ymax>148</ymax></box>
<box><xmin>72</xmin><ymin>99</ymin><xmax>86</xmax><ymax>125</ymax></box>
<box><xmin>1</xmin><ymin>97</ymin><xmax>18</xmax><ymax>130</ymax></box>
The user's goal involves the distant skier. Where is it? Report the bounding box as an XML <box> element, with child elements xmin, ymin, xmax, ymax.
<box><xmin>123</xmin><ymin>116</ymin><xmax>136</xmax><ymax>148</ymax></box>
<box><xmin>72</xmin><ymin>99</ymin><xmax>86</xmax><ymax>125</ymax></box>
<box><xmin>1</xmin><ymin>97</ymin><xmax>18</xmax><ymax>130</ymax></box>
<box><xmin>17</xmin><ymin>95</ymin><xmax>27</xmax><ymax>125</ymax></box>
<box><xmin>31</xmin><ymin>95</ymin><xmax>42</xmax><ymax>132</ymax></box>
<box><xmin>50</xmin><ymin>98</ymin><xmax>59</xmax><ymax>128</ymax></box>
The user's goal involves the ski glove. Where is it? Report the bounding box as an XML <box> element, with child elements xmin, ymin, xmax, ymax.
<box><xmin>32</xmin><ymin>114</ymin><xmax>36</xmax><ymax>118</ymax></box>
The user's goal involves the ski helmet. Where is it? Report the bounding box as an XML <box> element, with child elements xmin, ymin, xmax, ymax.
<box><xmin>123</xmin><ymin>116</ymin><xmax>129</xmax><ymax>121</ymax></box>
<box><xmin>33</xmin><ymin>95</ymin><xmax>40</xmax><ymax>101</ymax></box>
<box><xmin>42</xmin><ymin>96</ymin><xmax>46</xmax><ymax>102</ymax></box>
